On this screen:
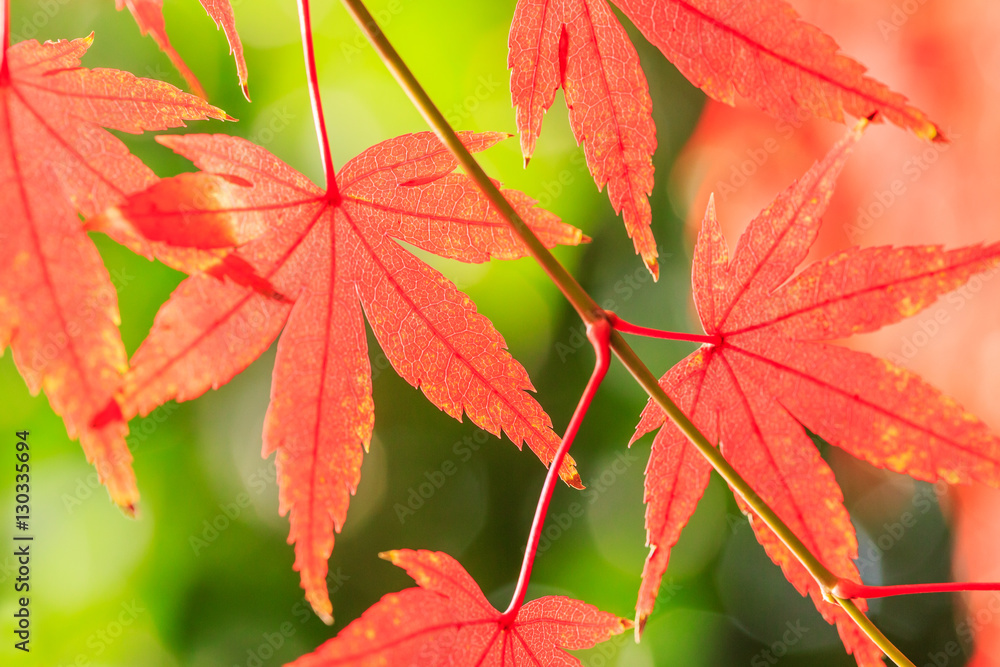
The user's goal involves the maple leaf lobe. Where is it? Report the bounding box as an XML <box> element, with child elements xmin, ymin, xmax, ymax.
<box><xmin>510</xmin><ymin>0</ymin><xmax>659</xmax><ymax>277</ymax></box>
<box><xmin>117</xmin><ymin>0</ymin><xmax>249</xmax><ymax>100</ymax></box>
<box><xmin>508</xmin><ymin>0</ymin><xmax>944</xmax><ymax>278</ymax></box>
<box><xmin>613</xmin><ymin>0</ymin><xmax>943</xmax><ymax>140</ymax></box>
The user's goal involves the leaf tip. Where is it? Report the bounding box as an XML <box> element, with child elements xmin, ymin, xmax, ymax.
<box><xmin>562</xmin><ymin>463</ymin><xmax>585</xmax><ymax>490</ymax></box>
<box><xmin>241</xmin><ymin>81</ymin><xmax>251</xmax><ymax>103</ymax></box>
<box><xmin>306</xmin><ymin>590</ymin><xmax>335</xmax><ymax>625</ymax></box>
<box><xmin>633</xmin><ymin>612</ymin><xmax>647</xmax><ymax>642</ymax></box>
<box><xmin>644</xmin><ymin>255</ymin><xmax>659</xmax><ymax>282</ymax></box>
<box><xmin>852</xmin><ymin>116</ymin><xmax>871</xmax><ymax>138</ymax></box>
<box><xmin>926</xmin><ymin>122</ymin><xmax>948</xmax><ymax>143</ymax></box>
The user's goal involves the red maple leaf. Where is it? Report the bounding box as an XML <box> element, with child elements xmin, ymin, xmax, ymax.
<box><xmin>94</xmin><ymin>131</ymin><xmax>586</xmax><ymax>621</ymax></box>
<box><xmin>288</xmin><ymin>549</ymin><xmax>630</xmax><ymax>666</ymax></box>
<box><xmin>117</xmin><ymin>0</ymin><xmax>248</xmax><ymax>99</ymax></box>
<box><xmin>508</xmin><ymin>0</ymin><xmax>942</xmax><ymax>278</ymax></box>
<box><xmin>0</xmin><ymin>35</ymin><xmax>227</xmax><ymax>513</ymax></box>
<box><xmin>629</xmin><ymin>123</ymin><xmax>1000</xmax><ymax>665</ymax></box>
<box><xmin>667</xmin><ymin>3</ymin><xmax>1000</xmax><ymax>658</ymax></box>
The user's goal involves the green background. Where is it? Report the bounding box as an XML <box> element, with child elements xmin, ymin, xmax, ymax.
<box><xmin>0</xmin><ymin>0</ymin><xmax>962</xmax><ymax>665</ymax></box>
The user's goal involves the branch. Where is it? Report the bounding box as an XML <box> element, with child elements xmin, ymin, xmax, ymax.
<box><xmin>336</xmin><ymin>1</ymin><xmax>913</xmax><ymax>663</ymax></box>
<box><xmin>839</xmin><ymin>598</ymin><xmax>917</xmax><ymax>666</ymax></box>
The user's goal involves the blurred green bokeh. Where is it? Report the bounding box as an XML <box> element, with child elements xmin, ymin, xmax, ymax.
<box><xmin>0</xmin><ymin>0</ymin><xmax>964</xmax><ymax>665</ymax></box>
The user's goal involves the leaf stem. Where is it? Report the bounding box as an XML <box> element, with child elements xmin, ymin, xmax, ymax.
<box><xmin>338</xmin><ymin>1</ymin><xmax>914</xmax><ymax>663</ymax></box>
<box><xmin>500</xmin><ymin>319</ymin><xmax>611</xmax><ymax>624</ymax></box>
<box><xmin>607</xmin><ymin>311</ymin><xmax>722</xmax><ymax>345</ymax></box>
<box><xmin>296</xmin><ymin>0</ymin><xmax>339</xmax><ymax>200</ymax></box>
<box><xmin>1</xmin><ymin>0</ymin><xmax>10</xmax><ymax>82</ymax></box>
<box><xmin>836</xmin><ymin>579</ymin><xmax>1000</xmax><ymax>600</ymax></box>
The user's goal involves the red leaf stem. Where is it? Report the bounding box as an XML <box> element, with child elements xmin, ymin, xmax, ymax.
<box><xmin>499</xmin><ymin>316</ymin><xmax>612</xmax><ymax>624</ymax></box>
<box><xmin>1</xmin><ymin>0</ymin><xmax>9</xmax><ymax>79</ymax></box>
<box><xmin>607</xmin><ymin>311</ymin><xmax>721</xmax><ymax>345</ymax></box>
<box><xmin>297</xmin><ymin>0</ymin><xmax>338</xmax><ymax>198</ymax></box>
<box><xmin>835</xmin><ymin>579</ymin><xmax>1000</xmax><ymax>601</ymax></box>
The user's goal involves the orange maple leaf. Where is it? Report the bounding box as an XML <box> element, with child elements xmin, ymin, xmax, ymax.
<box><xmin>93</xmin><ymin>131</ymin><xmax>586</xmax><ymax>621</ymax></box>
<box><xmin>508</xmin><ymin>0</ymin><xmax>942</xmax><ymax>278</ymax></box>
<box><xmin>0</xmin><ymin>35</ymin><xmax>227</xmax><ymax>513</ymax></box>
<box><xmin>289</xmin><ymin>549</ymin><xmax>631</xmax><ymax>666</ymax></box>
<box><xmin>630</xmin><ymin>123</ymin><xmax>1000</xmax><ymax>665</ymax></box>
